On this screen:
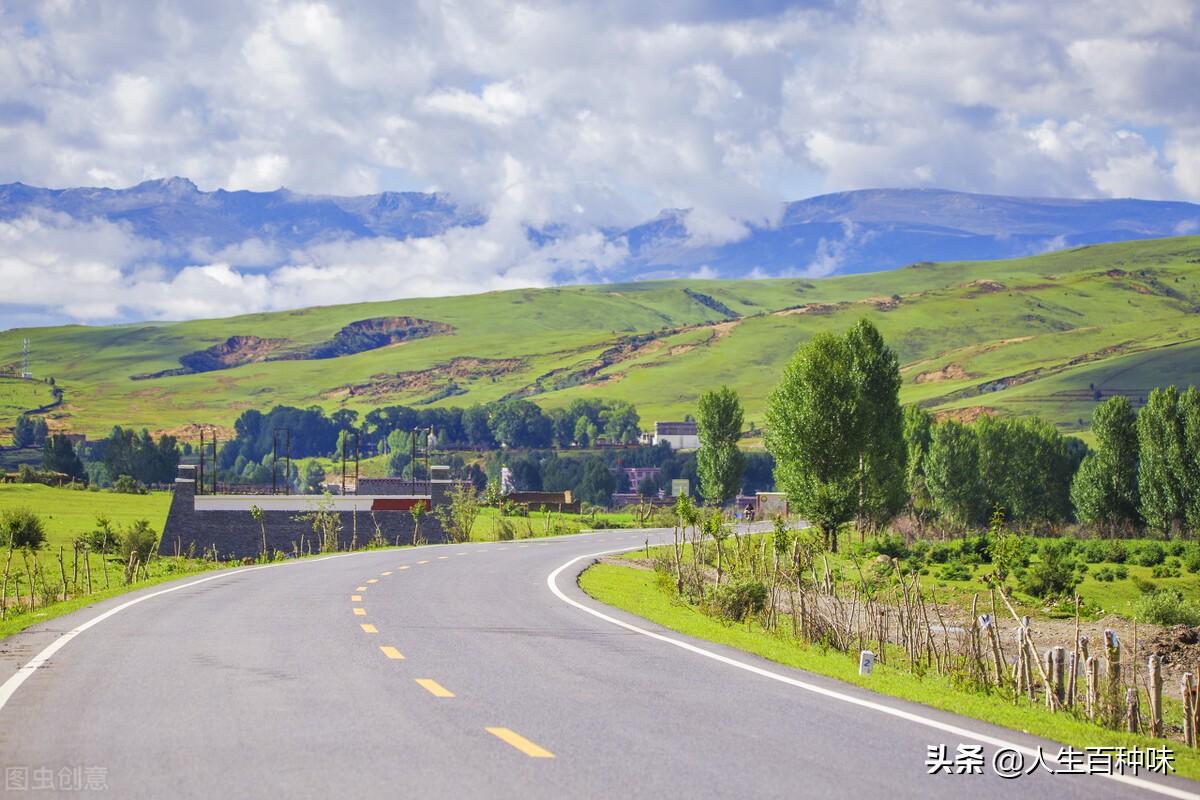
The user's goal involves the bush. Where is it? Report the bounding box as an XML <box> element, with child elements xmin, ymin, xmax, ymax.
<box><xmin>119</xmin><ymin>519</ymin><xmax>159</xmax><ymax>564</ymax></box>
<box><xmin>111</xmin><ymin>474</ymin><xmax>148</xmax><ymax>495</ymax></box>
<box><xmin>928</xmin><ymin>542</ymin><xmax>951</xmax><ymax>564</ymax></box>
<box><xmin>1133</xmin><ymin>589</ymin><xmax>1200</xmax><ymax>626</ymax></box>
<box><xmin>1130</xmin><ymin>541</ymin><xmax>1166</xmax><ymax>567</ymax></box>
<box><xmin>865</xmin><ymin>534</ymin><xmax>909</xmax><ymax>560</ymax></box>
<box><xmin>939</xmin><ymin>562</ymin><xmax>973</xmax><ymax>582</ymax></box>
<box><xmin>1018</xmin><ymin>539</ymin><xmax>1082</xmax><ymax>599</ymax></box>
<box><xmin>78</xmin><ymin>515</ymin><xmax>120</xmax><ymax>554</ymax></box>
<box><xmin>0</xmin><ymin>506</ymin><xmax>47</xmax><ymax>549</ymax></box>
<box><xmin>1094</xmin><ymin>566</ymin><xmax>1116</xmax><ymax>582</ymax></box>
<box><xmin>708</xmin><ymin>578</ymin><xmax>768</xmax><ymax>622</ymax></box>
<box><xmin>1150</xmin><ymin>564</ymin><xmax>1181</xmax><ymax>579</ymax></box>
<box><xmin>1104</xmin><ymin>540</ymin><xmax>1128</xmax><ymax>564</ymax></box>
<box><xmin>1080</xmin><ymin>539</ymin><xmax>1109</xmax><ymax>564</ymax></box>
<box><xmin>1183</xmin><ymin>546</ymin><xmax>1200</xmax><ymax>573</ymax></box>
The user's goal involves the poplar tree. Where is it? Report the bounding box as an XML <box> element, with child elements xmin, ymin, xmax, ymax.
<box><xmin>1071</xmin><ymin>395</ymin><xmax>1140</xmax><ymax>534</ymax></box>
<box><xmin>696</xmin><ymin>386</ymin><xmax>747</xmax><ymax>506</ymax></box>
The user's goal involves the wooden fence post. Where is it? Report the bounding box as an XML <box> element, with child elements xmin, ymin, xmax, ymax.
<box><xmin>1149</xmin><ymin>654</ymin><xmax>1163</xmax><ymax>738</ymax></box>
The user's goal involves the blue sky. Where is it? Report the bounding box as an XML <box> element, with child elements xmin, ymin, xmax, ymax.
<box><xmin>0</xmin><ymin>0</ymin><xmax>1198</xmax><ymax>326</ymax></box>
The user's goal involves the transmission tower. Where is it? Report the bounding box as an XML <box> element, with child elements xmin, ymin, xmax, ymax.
<box><xmin>21</xmin><ymin>338</ymin><xmax>30</xmax><ymax>378</ymax></box>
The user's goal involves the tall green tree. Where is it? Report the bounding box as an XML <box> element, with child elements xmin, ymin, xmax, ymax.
<box><xmin>696</xmin><ymin>386</ymin><xmax>747</xmax><ymax>506</ymax></box>
<box><xmin>42</xmin><ymin>433</ymin><xmax>86</xmax><ymax>481</ymax></box>
<box><xmin>1181</xmin><ymin>387</ymin><xmax>1200</xmax><ymax>534</ymax></box>
<box><xmin>1138</xmin><ymin>386</ymin><xmax>1187</xmax><ymax>535</ymax></box>
<box><xmin>925</xmin><ymin>419</ymin><xmax>981</xmax><ymax>531</ymax></box>
<box><xmin>765</xmin><ymin>325</ymin><xmax>867</xmax><ymax>552</ymax></box>
<box><xmin>1071</xmin><ymin>395</ymin><xmax>1140</xmax><ymax>533</ymax></box>
<box><xmin>12</xmin><ymin>414</ymin><xmax>48</xmax><ymax>448</ymax></box>
<box><xmin>845</xmin><ymin>319</ymin><xmax>906</xmax><ymax>533</ymax></box>
<box><xmin>901</xmin><ymin>405</ymin><xmax>935</xmax><ymax>531</ymax></box>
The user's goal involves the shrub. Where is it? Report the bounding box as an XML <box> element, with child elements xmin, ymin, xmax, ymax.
<box><xmin>928</xmin><ymin>542</ymin><xmax>951</xmax><ymax>564</ymax></box>
<box><xmin>1018</xmin><ymin>539</ymin><xmax>1082</xmax><ymax>598</ymax></box>
<box><xmin>0</xmin><ymin>506</ymin><xmax>47</xmax><ymax>549</ymax></box>
<box><xmin>708</xmin><ymin>578</ymin><xmax>768</xmax><ymax>622</ymax></box>
<box><xmin>1094</xmin><ymin>566</ymin><xmax>1115</xmax><ymax>582</ymax></box>
<box><xmin>1130</xmin><ymin>541</ymin><xmax>1166</xmax><ymax>567</ymax></box>
<box><xmin>1104</xmin><ymin>540</ymin><xmax>1128</xmax><ymax>564</ymax></box>
<box><xmin>1183</xmin><ymin>546</ymin><xmax>1200</xmax><ymax>573</ymax></box>
<box><xmin>1114</xmin><ymin>565</ymin><xmax>1128</xmax><ymax>580</ymax></box>
<box><xmin>1080</xmin><ymin>539</ymin><xmax>1109</xmax><ymax>564</ymax></box>
<box><xmin>120</xmin><ymin>519</ymin><xmax>159</xmax><ymax>564</ymax></box>
<box><xmin>1133</xmin><ymin>589</ymin><xmax>1200</xmax><ymax>627</ymax></box>
<box><xmin>111</xmin><ymin>474</ymin><xmax>148</xmax><ymax>495</ymax></box>
<box><xmin>1150</xmin><ymin>564</ymin><xmax>1181</xmax><ymax>579</ymax></box>
<box><xmin>865</xmin><ymin>534</ymin><xmax>909</xmax><ymax>560</ymax></box>
<box><xmin>939</xmin><ymin>562</ymin><xmax>973</xmax><ymax>582</ymax></box>
<box><xmin>956</xmin><ymin>534</ymin><xmax>989</xmax><ymax>565</ymax></box>
<box><xmin>78</xmin><ymin>515</ymin><xmax>120</xmax><ymax>553</ymax></box>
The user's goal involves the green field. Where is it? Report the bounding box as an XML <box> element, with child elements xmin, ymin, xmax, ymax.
<box><xmin>2</xmin><ymin>237</ymin><xmax>1199</xmax><ymax>442</ymax></box>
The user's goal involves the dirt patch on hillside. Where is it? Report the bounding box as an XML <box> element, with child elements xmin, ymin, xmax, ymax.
<box><xmin>774</xmin><ymin>303</ymin><xmax>839</xmax><ymax>316</ymax></box>
<box><xmin>855</xmin><ymin>295</ymin><xmax>901</xmax><ymax>311</ymax></box>
<box><xmin>669</xmin><ymin>344</ymin><xmax>696</xmax><ymax>356</ymax></box>
<box><xmin>131</xmin><ymin>335</ymin><xmax>291</xmax><ymax>380</ymax></box>
<box><xmin>933</xmin><ymin>406</ymin><xmax>997</xmax><ymax>424</ymax></box>
<box><xmin>332</xmin><ymin>357</ymin><xmax>524</xmax><ymax>400</ymax></box>
<box><xmin>963</xmin><ymin>279</ymin><xmax>1006</xmax><ymax>298</ymax></box>
<box><xmin>710</xmin><ymin>320</ymin><xmax>741</xmax><ymax>341</ymax></box>
<box><xmin>914</xmin><ymin>364</ymin><xmax>975</xmax><ymax>384</ymax></box>
<box><xmin>157</xmin><ymin>422</ymin><xmax>236</xmax><ymax>441</ymax></box>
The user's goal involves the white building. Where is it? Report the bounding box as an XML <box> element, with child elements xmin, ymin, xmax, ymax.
<box><xmin>653</xmin><ymin>421</ymin><xmax>699</xmax><ymax>450</ymax></box>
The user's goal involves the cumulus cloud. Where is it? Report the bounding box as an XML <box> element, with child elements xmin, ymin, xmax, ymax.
<box><xmin>0</xmin><ymin>0</ymin><xmax>1198</xmax><ymax>325</ymax></box>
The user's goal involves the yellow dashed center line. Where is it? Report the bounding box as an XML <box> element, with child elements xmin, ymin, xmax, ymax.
<box><xmin>381</xmin><ymin>571</ymin><xmax>393</xmax><ymax>576</ymax></box>
<box><xmin>380</xmin><ymin>646</ymin><xmax>405</xmax><ymax>660</ymax></box>
<box><xmin>485</xmin><ymin>727</ymin><xmax>555</xmax><ymax>758</ymax></box>
<box><xmin>367</xmin><ymin>579</ymin><xmax>379</xmax><ymax>584</ymax></box>
<box><xmin>356</xmin><ymin>586</ymin><xmax>368</xmax><ymax>592</ymax></box>
<box><xmin>437</xmin><ymin>555</ymin><xmax>449</xmax><ymax>560</ymax></box>
<box><xmin>417</xmin><ymin>560</ymin><xmax>430</xmax><ymax>565</ymax></box>
<box><xmin>415</xmin><ymin>678</ymin><xmax>455</xmax><ymax>697</ymax></box>
<box><xmin>399</xmin><ymin>565</ymin><xmax>411</xmax><ymax>570</ymax></box>
<box><xmin>353</xmin><ymin>608</ymin><xmax>367</xmax><ymax>616</ymax></box>
<box><xmin>351</xmin><ymin>595</ymin><xmax>362</xmax><ymax>602</ymax></box>
<box><xmin>360</xmin><ymin>624</ymin><xmax>378</xmax><ymax>633</ymax></box>
<box><xmin>456</xmin><ymin>552</ymin><xmax>468</xmax><ymax>556</ymax></box>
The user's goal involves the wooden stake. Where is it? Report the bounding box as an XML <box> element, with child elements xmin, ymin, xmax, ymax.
<box><xmin>1149</xmin><ymin>654</ymin><xmax>1163</xmax><ymax>738</ymax></box>
<box><xmin>1126</xmin><ymin>687</ymin><xmax>1140</xmax><ymax>734</ymax></box>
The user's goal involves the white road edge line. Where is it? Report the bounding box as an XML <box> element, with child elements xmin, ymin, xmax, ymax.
<box><xmin>547</xmin><ymin>548</ymin><xmax>1200</xmax><ymax>800</ymax></box>
<box><xmin>0</xmin><ymin>552</ymin><xmax>361</xmax><ymax>714</ymax></box>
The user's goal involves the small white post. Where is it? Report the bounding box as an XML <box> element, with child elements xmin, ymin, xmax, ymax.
<box><xmin>859</xmin><ymin>650</ymin><xmax>875</xmax><ymax>676</ymax></box>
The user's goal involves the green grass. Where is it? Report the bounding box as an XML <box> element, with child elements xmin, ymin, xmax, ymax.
<box><xmin>2</xmin><ymin>237</ymin><xmax>1199</xmax><ymax>442</ymax></box>
<box><xmin>580</xmin><ymin>560</ymin><xmax>1200</xmax><ymax>781</ymax></box>
<box><xmin>0</xmin><ymin>483</ymin><xmax>172</xmax><ymax>544</ymax></box>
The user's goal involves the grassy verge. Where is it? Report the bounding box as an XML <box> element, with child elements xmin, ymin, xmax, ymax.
<box><xmin>579</xmin><ymin>560</ymin><xmax>1200</xmax><ymax>782</ymax></box>
<box><xmin>0</xmin><ymin>557</ymin><xmax>231</xmax><ymax>640</ymax></box>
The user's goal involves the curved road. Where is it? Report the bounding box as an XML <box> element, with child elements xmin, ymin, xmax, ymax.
<box><xmin>1</xmin><ymin>529</ymin><xmax>1197</xmax><ymax>799</ymax></box>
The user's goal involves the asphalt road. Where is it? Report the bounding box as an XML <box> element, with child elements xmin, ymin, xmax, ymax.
<box><xmin>1</xmin><ymin>528</ymin><xmax>1197</xmax><ymax>799</ymax></box>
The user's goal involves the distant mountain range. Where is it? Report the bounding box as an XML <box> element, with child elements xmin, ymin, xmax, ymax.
<box><xmin>3</xmin><ymin>178</ymin><xmax>1199</xmax><ymax>282</ymax></box>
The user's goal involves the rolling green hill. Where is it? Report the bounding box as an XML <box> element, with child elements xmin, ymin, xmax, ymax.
<box><xmin>3</xmin><ymin>237</ymin><xmax>1200</xmax><ymax>442</ymax></box>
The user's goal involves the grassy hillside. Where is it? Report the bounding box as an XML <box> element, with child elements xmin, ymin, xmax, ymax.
<box><xmin>2</xmin><ymin>237</ymin><xmax>1199</xmax><ymax>442</ymax></box>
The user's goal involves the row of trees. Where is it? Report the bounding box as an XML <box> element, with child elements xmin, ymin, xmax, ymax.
<box><xmin>1073</xmin><ymin>388</ymin><xmax>1200</xmax><ymax>536</ymax></box>
<box><xmin>906</xmin><ymin>411</ymin><xmax>1086</xmax><ymax>531</ymax></box>
<box><xmin>218</xmin><ymin>398</ymin><xmax>643</xmax><ymax>473</ymax></box>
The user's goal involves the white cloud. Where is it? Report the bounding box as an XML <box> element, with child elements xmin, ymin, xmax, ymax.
<box><xmin>0</xmin><ymin>0</ymin><xmax>1198</xmax><ymax>325</ymax></box>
